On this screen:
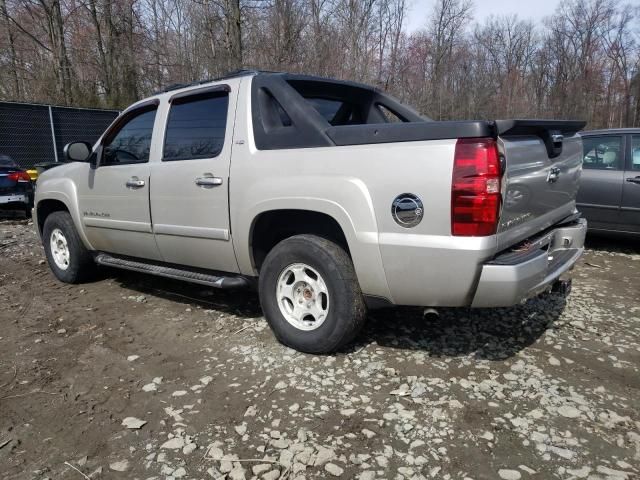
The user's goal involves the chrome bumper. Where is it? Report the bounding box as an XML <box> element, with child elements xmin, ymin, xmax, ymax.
<box><xmin>471</xmin><ymin>218</ymin><xmax>587</xmax><ymax>307</ymax></box>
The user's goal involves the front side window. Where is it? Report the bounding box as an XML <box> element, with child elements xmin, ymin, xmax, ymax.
<box><xmin>631</xmin><ymin>136</ymin><xmax>640</xmax><ymax>171</ymax></box>
<box><xmin>102</xmin><ymin>107</ymin><xmax>157</xmax><ymax>166</ymax></box>
<box><xmin>582</xmin><ymin>136</ymin><xmax>623</xmax><ymax>170</ymax></box>
<box><xmin>163</xmin><ymin>92</ymin><xmax>229</xmax><ymax>161</ymax></box>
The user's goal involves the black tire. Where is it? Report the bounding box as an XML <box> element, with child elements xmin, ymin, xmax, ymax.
<box><xmin>42</xmin><ymin>211</ymin><xmax>95</xmax><ymax>283</ymax></box>
<box><xmin>259</xmin><ymin>234</ymin><xmax>366</xmax><ymax>354</ymax></box>
<box><xmin>24</xmin><ymin>207</ymin><xmax>32</xmax><ymax>219</ymax></box>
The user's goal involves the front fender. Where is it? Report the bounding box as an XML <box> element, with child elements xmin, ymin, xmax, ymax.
<box><xmin>35</xmin><ymin>177</ymin><xmax>92</xmax><ymax>250</ymax></box>
<box><xmin>231</xmin><ymin>176</ymin><xmax>393</xmax><ymax>302</ymax></box>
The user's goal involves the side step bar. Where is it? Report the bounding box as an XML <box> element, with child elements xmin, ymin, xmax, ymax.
<box><xmin>94</xmin><ymin>253</ymin><xmax>250</xmax><ymax>289</ymax></box>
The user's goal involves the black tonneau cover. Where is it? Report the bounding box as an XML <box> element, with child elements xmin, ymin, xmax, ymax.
<box><xmin>495</xmin><ymin>119</ymin><xmax>586</xmax><ymax>158</ymax></box>
<box><xmin>326</xmin><ymin>121</ymin><xmax>493</xmax><ymax>146</ymax></box>
<box><xmin>249</xmin><ymin>72</ymin><xmax>587</xmax><ymax>151</ymax></box>
<box><xmin>495</xmin><ymin>119</ymin><xmax>586</xmax><ymax>137</ymax></box>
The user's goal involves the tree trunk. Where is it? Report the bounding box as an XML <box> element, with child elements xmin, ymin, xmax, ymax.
<box><xmin>224</xmin><ymin>0</ymin><xmax>242</xmax><ymax>71</ymax></box>
<box><xmin>0</xmin><ymin>0</ymin><xmax>21</xmax><ymax>98</ymax></box>
<box><xmin>87</xmin><ymin>0</ymin><xmax>112</xmax><ymax>99</ymax></box>
<box><xmin>51</xmin><ymin>0</ymin><xmax>73</xmax><ymax>104</ymax></box>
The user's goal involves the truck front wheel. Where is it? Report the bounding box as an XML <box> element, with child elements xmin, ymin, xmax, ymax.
<box><xmin>258</xmin><ymin>234</ymin><xmax>366</xmax><ymax>354</ymax></box>
<box><xmin>42</xmin><ymin>211</ymin><xmax>95</xmax><ymax>283</ymax></box>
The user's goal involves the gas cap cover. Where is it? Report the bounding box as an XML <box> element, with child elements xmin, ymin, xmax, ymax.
<box><xmin>391</xmin><ymin>193</ymin><xmax>423</xmax><ymax>228</ymax></box>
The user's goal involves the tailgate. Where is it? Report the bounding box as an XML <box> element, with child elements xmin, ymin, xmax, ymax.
<box><xmin>495</xmin><ymin>120</ymin><xmax>586</xmax><ymax>250</ymax></box>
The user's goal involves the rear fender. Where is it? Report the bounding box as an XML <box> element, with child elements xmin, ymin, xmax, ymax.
<box><xmin>233</xmin><ymin>177</ymin><xmax>393</xmax><ymax>301</ymax></box>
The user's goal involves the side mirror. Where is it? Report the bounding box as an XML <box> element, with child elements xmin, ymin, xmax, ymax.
<box><xmin>63</xmin><ymin>141</ymin><xmax>92</xmax><ymax>162</ymax></box>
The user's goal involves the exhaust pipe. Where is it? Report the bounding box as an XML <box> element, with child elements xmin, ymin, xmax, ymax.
<box><xmin>551</xmin><ymin>278</ymin><xmax>572</xmax><ymax>296</ymax></box>
<box><xmin>423</xmin><ymin>308</ymin><xmax>440</xmax><ymax>320</ymax></box>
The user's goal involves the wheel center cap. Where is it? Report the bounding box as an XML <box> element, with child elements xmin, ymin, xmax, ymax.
<box><xmin>303</xmin><ymin>288</ymin><xmax>313</xmax><ymax>300</ymax></box>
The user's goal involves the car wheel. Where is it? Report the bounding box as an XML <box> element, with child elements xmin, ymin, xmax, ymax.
<box><xmin>43</xmin><ymin>211</ymin><xmax>95</xmax><ymax>283</ymax></box>
<box><xmin>259</xmin><ymin>234</ymin><xmax>366</xmax><ymax>354</ymax></box>
<box><xmin>24</xmin><ymin>207</ymin><xmax>32</xmax><ymax>219</ymax></box>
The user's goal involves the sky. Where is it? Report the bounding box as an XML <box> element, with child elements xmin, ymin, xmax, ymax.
<box><xmin>405</xmin><ymin>0</ymin><xmax>561</xmax><ymax>32</ymax></box>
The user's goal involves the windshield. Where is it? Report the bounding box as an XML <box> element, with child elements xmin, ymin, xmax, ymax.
<box><xmin>0</xmin><ymin>155</ymin><xmax>18</xmax><ymax>168</ymax></box>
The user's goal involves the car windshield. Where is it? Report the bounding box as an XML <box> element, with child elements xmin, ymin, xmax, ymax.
<box><xmin>0</xmin><ymin>155</ymin><xmax>18</xmax><ymax>168</ymax></box>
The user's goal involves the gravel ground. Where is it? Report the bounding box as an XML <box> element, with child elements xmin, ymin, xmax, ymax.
<box><xmin>0</xmin><ymin>216</ymin><xmax>639</xmax><ymax>480</ymax></box>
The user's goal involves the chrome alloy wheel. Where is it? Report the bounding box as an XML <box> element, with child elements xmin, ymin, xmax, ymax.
<box><xmin>50</xmin><ymin>228</ymin><xmax>70</xmax><ymax>270</ymax></box>
<box><xmin>276</xmin><ymin>263</ymin><xmax>330</xmax><ymax>331</ymax></box>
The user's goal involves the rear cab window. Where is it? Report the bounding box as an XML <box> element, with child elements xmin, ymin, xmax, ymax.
<box><xmin>286</xmin><ymin>79</ymin><xmax>407</xmax><ymax>126</ymax></box>
<box><xmin>377</xmin><ymin>104</ymin><xmax>403</xmax><ymax>123</ymax></box>
<box><xmin>581</xmin><ymin>136</ymin><xmax>623</xmax><ymax>170</ymax></box>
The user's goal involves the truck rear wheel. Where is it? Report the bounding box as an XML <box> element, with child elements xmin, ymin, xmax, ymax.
<box><xmin>258</xmin><ymin>234</ymin><xmax>366</xmax><ymax>354</ymax></box>
<box><xmin>43</xmin><ymin>211</ymin><xmax>95</xmax><ymax>283</ymax></box>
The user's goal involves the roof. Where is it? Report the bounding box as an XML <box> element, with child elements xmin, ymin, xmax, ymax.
<box><xmin>156</xmin><ymin>70</ymin><xmax>383</xmax><ymax>95</ymax></box>
<box><xmin>157</xmin><ymin>70</ymin><xmax>277</xmax><ymax>94</ymax></box>
<box><xmin>581</xmin><ymin>128</ymin><xmax>640</xmax><ymax>135</ymax></box>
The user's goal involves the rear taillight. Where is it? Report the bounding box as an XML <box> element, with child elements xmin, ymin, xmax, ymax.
<box><xmin>8</xmin><ymin>171</ymin><xmax>31</xmax><ymax>182</ymax></box>
<box><xmin>451</xmin><ymin>137</ymin><xmax>502</xmax><ymax>236</ymax></box>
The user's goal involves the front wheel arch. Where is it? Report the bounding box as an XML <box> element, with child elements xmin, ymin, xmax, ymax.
<box><xmin>36</xmin><ymin>199</ymin><xmax>69</xmax><ymax>236</ymax></box>
<box><xmin>42</xmin><ymin>210</ymin><xmax>96</xmax><ymax>283</ymax></box>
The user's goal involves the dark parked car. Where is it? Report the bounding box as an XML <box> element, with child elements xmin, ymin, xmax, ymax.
<box><xmin>0</xmin><ymin>154</ymin><xmax>34</xmax><ymax>217</ymax></box>
<box><xmin>577</xmin><ymin>129</ymin><xmax>640</xmax><ymax>235</ymax></box>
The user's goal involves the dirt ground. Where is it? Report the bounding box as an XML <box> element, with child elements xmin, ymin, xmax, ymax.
<box><xmin>0</xmin><ymin>216</ymin><xmax>639</xmax><ymax>480</ymax></box>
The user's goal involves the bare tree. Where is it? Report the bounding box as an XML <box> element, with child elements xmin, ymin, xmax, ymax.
<box><xmin>0</xmin><ymin>0</ymin><xmax>637</xmax><ymax>127</ymax></box>
<box><xmin>429</xmin><ymin>0</ymin><xmax>473</xmax><ymax>119</ymax></box>
<box><xmin>0</xmin><ymin>0</ymin><xmax>21</xmax><ymax>97</ymax></box>
<box><xmin>604</xmin><ymin>3</ymin><xmax>638</xmax><ymax>127</ymax></box>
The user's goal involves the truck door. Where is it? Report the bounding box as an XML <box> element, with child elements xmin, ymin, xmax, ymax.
<box><xmin>620</xmin><ymin>134</ymin><xmax>640</xmax><ymax>233</ymax></box>
<box><xmin>576</xmin><ymin>135</ymin><xmax>624</xmax><ymax>231</ymax></box>
<box><xmin>77</xmin><ymin>101</ymin><xmax>162</xmax><ymax>260</ymax></box>
<box><xmin>149</xmin><ymin>82</ymin><xmax>240</xmax><ymax>273</ymax></box>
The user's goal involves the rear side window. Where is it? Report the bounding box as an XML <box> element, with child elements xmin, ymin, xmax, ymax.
<box><xmin>582</xmin><ymin>136</ymin><xmax>623</xmax><ymax>170</ymax></box>
<box><xmin>631</xmin><ymin>136</ymin><xmax>640</xmax><ymax>171</ymax></box>
<box><xmin>163</xmin><ymin>93</ymin><xmax>229</xmax><ymax>161</ymax></box>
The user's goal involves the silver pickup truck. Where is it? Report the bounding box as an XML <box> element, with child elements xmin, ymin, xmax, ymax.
<box><xmin>34</xmin><ymin>70</ymin><xmax>587</xmax><ymax>353</ymax></box>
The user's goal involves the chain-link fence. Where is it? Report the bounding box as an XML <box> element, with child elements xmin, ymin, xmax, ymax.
<box><xmin>0</xmin><ymin>102</ymin><xmax>119</xmax><ymax>169</ymax></box>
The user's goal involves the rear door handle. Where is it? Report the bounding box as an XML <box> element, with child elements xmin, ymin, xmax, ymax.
<box><xmin>195</xmin><ymin>175</ymin><xmax>223</xmax><ymax>187</ymax></box>
<box><xmin>126</xmin><ymin>177</ymin><xmax>145</xmax><ymax>188</ymax></box>
<box><xmin>626</xmin><ymin>176</ymin><xmax>640</xmax><ymax>185</ymax></box>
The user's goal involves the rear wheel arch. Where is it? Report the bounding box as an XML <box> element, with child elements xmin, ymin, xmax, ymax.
<box><xmin>250</xmin><ymin>209</ymin><xmax>351</xmax><ymax>273</ymax></box>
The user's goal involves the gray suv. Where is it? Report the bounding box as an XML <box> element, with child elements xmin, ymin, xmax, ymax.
<box><xmin>578</xmin><ymin>129</ymin><xmax>640</xmax><ymax>235</ymax></box>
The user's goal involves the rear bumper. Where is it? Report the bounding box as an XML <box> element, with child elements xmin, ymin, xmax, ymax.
<box><xmin>471</xmin><ymin>218</ymin><xmax>587</xmax><ymax>307</ymax></box>
<box><xmin>0</xmin><ymin>193</ymin><xmax>32</xmax><ymax>209</ymax></box>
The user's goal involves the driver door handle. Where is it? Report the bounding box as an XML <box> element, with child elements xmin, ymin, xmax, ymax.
<box><xmin>626</xmin><ymin>176</ymin><xmax>640</xmax><ymax>185</ymax></box>
<box><xmin>126</xmin><ymin>177</ymin><xmax>145</xmax><ymax>189</ymax></box>
<box><xmin>195</xmin><ymin>175</ymin><xmax>223</xmax><ymax>187</ymax></box>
